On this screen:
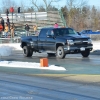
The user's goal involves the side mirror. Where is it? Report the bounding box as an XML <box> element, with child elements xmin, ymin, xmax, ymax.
<box><xmin>77</xmin><ymin>32</ymin><xmax>81</xmax><ymax>35</ymax></box>
<box><xmin>47</xmin><ymin>35</ymin><xmax>56</xmax><ymax>39</ymax></box>
<box><xmin>47</xmin><ymin>35</ymin><xmax>54</xmax><ymax>38</ymax></box>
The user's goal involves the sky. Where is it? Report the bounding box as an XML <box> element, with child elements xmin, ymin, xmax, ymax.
<box><xmin>0</xmin><ymin>0</ymin><xmax>100</xmax><ymax>8</ymax></box>
<box><xmin>88</xmin><ymin>0</ymin><xmax>100</xmax><ymax>7</ymax></box>
<box><xmin>26</xmin><ymin>0</ymin><xmax>100</xmax><ymax>8</ymax></box>
<box><xmin>57</xmin><ymin>0</ymin><xmax>100</xmax><ymax>8</ymax></box>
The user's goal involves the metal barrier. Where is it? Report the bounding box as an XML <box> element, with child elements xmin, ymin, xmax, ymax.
<box><xmin>0</xmin><ymin>37</ymin><xmax>21</xmax><ymax>43</ymax></box>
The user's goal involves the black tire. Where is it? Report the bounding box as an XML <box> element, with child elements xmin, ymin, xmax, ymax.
<box><xmin>81</xmin><ymin>49</ymin><xmax>90</xmax><ymax>57</ymax></box>
<box><xmin>56</xmin><ymin>46</ymin><xmax>66</xmax><ymax>59</ymax></box>
<box><xmin>47</xmin><ymin>53</ymin><xmax>55</xmax><ymax>57</ymax></box>
<box><xmin>23</xmin><ymin>46</ymin><xmax>33</xmax><ymax>57</ymax></box>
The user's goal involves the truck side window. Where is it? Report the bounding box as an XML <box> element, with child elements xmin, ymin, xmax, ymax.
<box><xmin>47</xmin><ymin>30</ymin><xmax>54</xmax><ymax>36</ymax></box>
<box><xmin>39</xmin><ymin>29</ymin><xmax>48</xmax><ymax>37</ymax></box>
<box><xmin>53</xmin><ymin>29</ymin><xmax>60</xmax><ymax>36</ymax></box>
<box><xmin>68</xmin><ymin>29</ymin><xmax>77</xmax><ymax>35</ymax></box>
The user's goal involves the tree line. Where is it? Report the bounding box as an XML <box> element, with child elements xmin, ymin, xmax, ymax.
<box><xmin>61</xmin><ymin>5</ymin><xmax>100</xmax><ymax>31</ymax></box>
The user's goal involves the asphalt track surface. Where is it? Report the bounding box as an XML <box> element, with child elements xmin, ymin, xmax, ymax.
<box><xmin>0</xmin><ymin>73</ymin><xmax>100</xmax><ymax>100</ymax></box>
<box><xmin>0</xmin><ymin>50</ymin><xmax>100</xmax><ymax>75</ymax></box>
<box><xmin>0</xmin><ymin>50</ymin><xmax>100</xmax><ymax>100</ymax></box>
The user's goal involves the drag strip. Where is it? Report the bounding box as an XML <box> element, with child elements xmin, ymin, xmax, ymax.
<box><xmin>0</xmin><ymin>72</ymin><xmax>100</xmax><ymax>100</ymax></box>
<box><xmin>0</xmin><ymin>50</ymin><xmax>100</xmax><ymax>75</ymax></box>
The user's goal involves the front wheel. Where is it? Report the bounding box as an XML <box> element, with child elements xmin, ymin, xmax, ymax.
<box><xmin>23</xmin><ymin>46</ymin><xmax>33</xmax><ymax>57</ymax></box>
<box><xmin>81</xmin><ymin>49</ymin><xmax>90</xmax><ymax>57</ymax></box>
<box><xmin>56</xmin><ymin>46</ymin><xmax>66</xmax><ymax>59</ymax></box>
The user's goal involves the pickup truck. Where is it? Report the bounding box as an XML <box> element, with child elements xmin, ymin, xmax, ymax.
<box><xmin>20</xmin><ymin>27</ymin><xmax>93</xmax><ymax>59</ymax></box>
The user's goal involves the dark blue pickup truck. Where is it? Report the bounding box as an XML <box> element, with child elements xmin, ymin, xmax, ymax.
<box><xmin>20</xmin><ymin>27</ymin><xmax>93</xmax><ymax>59</ymax></box>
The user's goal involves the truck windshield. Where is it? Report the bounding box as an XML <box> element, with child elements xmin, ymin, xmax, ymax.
<box><xmin>53</xmin><ymin>28</ymin><xmax>78</xmax><ymax>36</ymax></box>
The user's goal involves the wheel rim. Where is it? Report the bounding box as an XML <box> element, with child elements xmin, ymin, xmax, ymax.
<box><xmin>24</xmin><ymin>48</ymin><xmax>27</xmax><ymax>54</ymax></box>
<box><xmin>58</xmin><ymin>49</ymin><xmax>63</xmax><ymax>56</ymax></box>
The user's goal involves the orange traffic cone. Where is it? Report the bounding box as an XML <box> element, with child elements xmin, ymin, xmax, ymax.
<box><xmin>40</xmin><ymin>58</ymin><xmax>48</xmax><ymax>67</ymax></box>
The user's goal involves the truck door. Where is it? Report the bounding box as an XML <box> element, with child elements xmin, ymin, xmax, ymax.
<box><xmin>45</xmin><ymin>30</ymin><xmax>56</xmax><ymax>52</ymax></box>
<box><xmin>38</xmin><ymin>29</ymin><xmax>48</xmax><ymax>51</ymax></box>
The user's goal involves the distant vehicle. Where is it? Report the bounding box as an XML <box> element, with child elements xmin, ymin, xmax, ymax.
<box><xmin>80</xmin><ymin>29</ymin><xmax>100</xmax><ymax>35</ymax></box>
<box><xmin>20</xmin><ymin>27</ymin><xmax>93</xmax><ymax>59</ymax></box>
<box><xmin>80</xmin><ymin>30</ymin><xmax>92</xmax><ymax>36</ymax></box>
<box><xmin>96</xmin><ymin>30</ymin><xmax>100</xmax><ymax>32</ymax></box>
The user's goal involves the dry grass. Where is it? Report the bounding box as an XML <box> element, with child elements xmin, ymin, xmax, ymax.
<box><xmin>90</xmin><ymin>34</ymin><xmax>100</xmax><ymax>41</ymax></box>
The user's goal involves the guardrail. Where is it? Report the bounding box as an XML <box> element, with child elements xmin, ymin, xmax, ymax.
<box><xmin>0</xmin><ymin>37</ymin><xmax>21</xmax><ymax>43</ymax></box>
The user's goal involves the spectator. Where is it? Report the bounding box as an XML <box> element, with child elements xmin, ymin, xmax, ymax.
<box><xmin>25</xmin><ymin>24</ymin><xmax>30</xmax><ymax>36</ymax></box>
<box><xmin>0</xmin><ymin>18</ymin><xmax>1</xmax><ymax>22</ymax></box>
<box><xmin>0</xmin><ymin>17</ymin><xmax>5</xmax><ymax>31</ymax></box>
<box><xmin>54</xmin><ymin>23</ymin><xmax>58</xmax><ymax>28</ymax></box>
<box><xmin>18</xmin><ymin>7</ymin><xmax>20</xmax><ymax>13</ymax></box>
<box><xmin>33</xmin><ymin>25</ymin><xmax>37</xmax><ymax>34</ymax></box>
<box><xmin>11</xmin><ymin>23</ymin><xmax>15</xmax><ymax>27</ymax></box>
<box><xmin>0</xmin><ymin>24</ymin><xmax>3</xmax><ymax>37</ymax></box>
<box><xmin>7</xmin><ymin>16</ymin><xmax>9</xmax><ymax>23</ymax></box>
<box><xmin>4</xmin><ymin>23</ymin><xmax>9</xmax><ymax>38</ymax></box>
<box><xmin>10</xmin><ymin>23</ymin><xmax>15</xmax><ymax>38</ymax></box>
<box><xmin>5</xmin><ymin>9</ymin><xmax>9</xmax><ymax>16</ymax></box>
<box><xmin>7</xmin><ymin>16</ymin><xmax>10</xmax><ymax>31</ymax></box>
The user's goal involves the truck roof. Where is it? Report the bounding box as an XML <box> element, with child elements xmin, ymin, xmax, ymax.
<box><xmin>41</xmin><ymin>27</ymin><xmax>70</xmax><ymax>30</ymax></box>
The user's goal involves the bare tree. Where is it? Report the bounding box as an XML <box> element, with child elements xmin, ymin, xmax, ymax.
<box><xmin>1</xmin><ymin>0</ymin><xmax>17</xmax><ymax>13</ymax></box>
<box><xmin>66</xmin><ymin>0</ymin><xmax>87</xmax><ymax>9</ymax></box>
<box><xmin>65</xmin><ymin>0</ymin><xmax>88</xmax><ymax>30</ymax></box>
<box><xmin>1</xmin><ymin>0</ymin><xmax>17</xmax><ymax>7</ymax></box>
<box><xmin>30</xmin><ymin>0</ymin><xmax>61</xmax><ymax>11</ymax></box>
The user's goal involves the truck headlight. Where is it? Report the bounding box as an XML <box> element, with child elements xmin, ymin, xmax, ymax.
<box><xmin>67</xmin><ymin>40</ymin><xmax>74</xmax><ymax>45</ymax></box>
<box><xmin>30</xmin><ymin>41</ymin><xmax>34</xmax><ymax>45</ymax></box>
<box><xmin>88</xmin><ymin>39</ymin><xmax>92</xmax><ymax>44</ymax></box>
<box><xmin>30</xmin><ymin>41</ymin><xmax>33</xmax><ymax>43</ymax></box>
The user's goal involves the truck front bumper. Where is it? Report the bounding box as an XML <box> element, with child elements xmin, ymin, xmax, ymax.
<box><xmin>64</xmin><ymin>44</ymin><xmax>93</xmax><ymax>54</ymax></box>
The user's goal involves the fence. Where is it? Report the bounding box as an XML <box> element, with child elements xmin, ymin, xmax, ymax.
<box><xmin>0</xmin><ymin>37</ymin><xmax>21</xmax><ymax>43</ymax></box>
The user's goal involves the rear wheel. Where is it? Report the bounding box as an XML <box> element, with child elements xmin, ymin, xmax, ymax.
<box><xmin>56</xmin><ymin>46</ymin><xmax>66</xmax><ymax>59</ymax></box>
<box><xmin>81</xmin><ymin>49</ymin><xmax>90</xmax><ymax>57</ymax></box>
<box><xmin>23</xmin><ymin>46</ymin><xmax>33</xmax><ymax>57</ymax></box>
